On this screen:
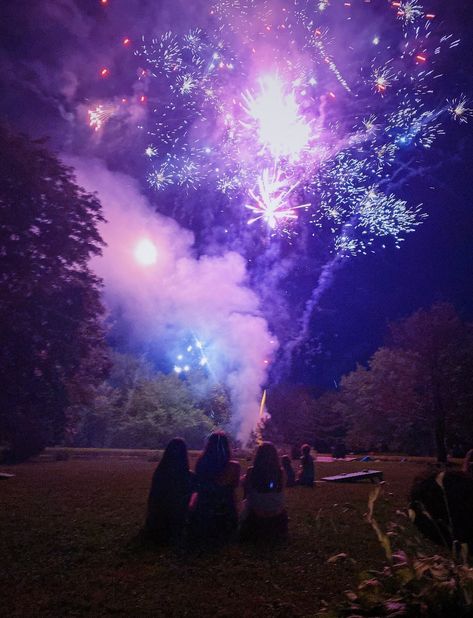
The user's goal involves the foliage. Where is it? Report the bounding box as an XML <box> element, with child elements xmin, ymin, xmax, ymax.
<box><xmin>261</xmin><ymin>304</ymin><xmax>473</xmax><ymax>459</ymax></box>
<box><xmin>263</xmin><ymin>383</ymin><xmax>319</xmax><ymax>447</ymax></box>
<box><xmin>0</xmin><ymin>124</ymin><xmax>108</xmax><ymax>461</ymax></box>
<box><xmin>199</xmin><ymin>383</ymin><xmax>232</xmax><ymax>427</ymax></box>
<box><xmin>69</xmin><ymin>352</ymin><xmax>216</xmax><ymax>449</ymax></box>
<box><xmin>388</xmin><ymin>303</ymin><xmax>473</xmax><ymax>462</ymax></box>
<box><xmin>327</xmin><ymin>304</ymin><xmax>473</xmax><ymax>459</ymax></box>
<box><xmin>341</xmin><ymin>347</ymin><xmax>428</xmax><ymax>454</ymax></box>
<box><xmin>322</xmin><ymin>485</ymin><xmax>473</xmax><ymax>617</ymax></box>
<box><xmin>263</xmin><ymin>384</ymin><xmax>348</xmax><ymax>452</ymax></box>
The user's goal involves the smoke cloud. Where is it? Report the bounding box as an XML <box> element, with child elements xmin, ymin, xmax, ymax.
<box><xmin>69</xmin><ymin>157</ymin><xmax>277</xmax><ymax>440</ymax></box>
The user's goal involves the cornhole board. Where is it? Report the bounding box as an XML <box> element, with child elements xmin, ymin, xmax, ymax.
<box><xmin>321</xmin><ymin>469</ymin><xmax>383</xmax><ymax>483</ymax></box>
<box><xmin>0</xmin><ymin>472</ymin><xmax>15</xmax><ymax>480</ymax></box>
<box><xmin>316</xmin><ymin>456</ymin><xmax>357</xmax><ymax>463</ymax></box>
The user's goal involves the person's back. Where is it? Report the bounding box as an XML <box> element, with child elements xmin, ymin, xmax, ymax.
<box><xmin>144</xmin><ymin>437</ymin><xmax>195</xmax><ymax>545</ymax></box>
<box><xmin>410</xmin><ymin>470</ymin><xmax>473</xmax><ymax>550</ymax></box>
<box><xmin>190</xmin><ymin>432</ymin><xmax>240</xmax><ymax>545</ymax></box>
<box><xmin>297</xmin><ymin>444</ymin><xmax>315</xmax><ymax>487</ymax></box>
<box><xmin>239</xmin><ymin>442</ymin><xmax>288</xmax><ymax>543</ymax></box>
<box><xmin>333</xmin><ymin>441</ymin><xmax>347</xmax><ymax>460</ymax></box>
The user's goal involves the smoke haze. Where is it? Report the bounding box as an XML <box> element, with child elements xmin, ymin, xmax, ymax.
<box><xmin>70</xmin><ymin>158</ymin><xmax>277</xmax><ymax>439</ymax></box>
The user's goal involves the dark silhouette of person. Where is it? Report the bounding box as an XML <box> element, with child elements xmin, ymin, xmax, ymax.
<box><xmin>239</xmin><ymin>442</ymin><xmax>288</xmax><ymax>543</ymax></box>
<box><xmin>296</xmin><ymin>444</ymin><xmax>315</xmax><ymax>487</ymax></box>
<box><xmin>189</xmin><ymin>431</ymin><xmax>240</xmax><ymax>545</ymax></box>
<box><xmin>409</xmin><ymin>470</ymin><xmax>473</xmax><ymax>551</ymax></box>
<box><xmin>281</xmin><ymin>454</ymin><xmax>296</xmax><ymax>487</ymax></box>
<box><xmin>333</xmin><ymin>441</ymin><xmax>347</xmax><ymax>460</ymax></box>
<box><xmin>144</xmin><ymin>437</ymin><xmax>195</xmax><ymax>545</ymax></box>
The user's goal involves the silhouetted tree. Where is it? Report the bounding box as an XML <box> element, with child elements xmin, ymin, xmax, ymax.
<box><xmin>263</xmin><ymin>384</ymin><xmax>317</xmax><ymax>446</ymax></box>
<box><xmin>389</xmin><ymin>303</ymin><xmax>473</xmax><ymax>463</ymax></box>
<box><xmin>337</xmin><ymin>304</ymin><xmax>473</xmax><ymax>461</ymax></box>
<box><xmin>0</xmin><ymin>125</ymin><xmax>107</xmax><ymax>461</ymax></box>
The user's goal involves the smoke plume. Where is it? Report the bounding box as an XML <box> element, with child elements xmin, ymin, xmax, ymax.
<box><xmin>70</xmin><ymin>157</ymin><xmax>277</xmax><ymax>440</ymax></box>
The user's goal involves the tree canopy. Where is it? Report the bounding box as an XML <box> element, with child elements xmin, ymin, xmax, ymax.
<box><xmin>68</xmin><ymin>352</ymin><xmax>217</xmax><ymax>449</ymax></box>
<box><xmin>0</xmin><ymin>124</ymin><xmax>108</xmax><ymax>461</ymax></box>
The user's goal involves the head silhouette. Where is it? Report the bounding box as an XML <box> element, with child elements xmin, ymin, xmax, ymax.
<box><xmin>281</xmin><ymin>455</ymin><xmax>292</xmax><ymax>471</ymax></box>
<box><xmin>157</xmin><ymin>437</ymin><xmax>189</xmax><ymax>475</ymax></box>
<box><xmin>251</xmin><ymin>442</ymin><xmax>282</xmax><ymax>492</ymax></box>
<box><xmin>301</xmin><ymin>444</ymin><xmax>311</xmax><ymax>456</ymax></box>
<box><xmin>196</xmin><ymin>431</ymin><xmax>231</xmax><ymax>480</ymax></box>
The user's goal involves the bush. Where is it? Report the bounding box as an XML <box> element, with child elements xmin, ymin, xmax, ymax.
<box><xmin>321</xmin><ymin>485</ymin><xmax>473</xmax><ymax>617</ymax></box>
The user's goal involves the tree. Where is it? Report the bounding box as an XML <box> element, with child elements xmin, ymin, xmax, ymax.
<box><xmin>340</xmin><ymin>348</ymin><xmax>428</xmax><ymax>454</ymax></box>
<box><xmin>336</xmin><ymin>304</ymin><xmax>473</xmax><ymax>461</ymax></box>
<box><xmin>263</xmin><ymin>384</ymin><xmax>318</xmax><ymax>447</ymax></box>
<box><xmin>310</xmin><ymin>391</ymin><xmax>348</xmax><ymax>452</ymax></box>
<box><xmin>389</xmin><ymin>303</ymin><xmax>473</xmax><ymax>463</ymax></box>
<box><xmin>198</xmin><ymin>383</ymin><xmax>232</xmax><ymax>428</ymax></box>
<box><xmin>0</xmin><ymin>124</ymin><xmax>107</xmax><ymax>461</ymax></box>
<box><xmin>70</xmin><ymin>353</ymin><xmax>216</xmax><ymax>449</ymax></box>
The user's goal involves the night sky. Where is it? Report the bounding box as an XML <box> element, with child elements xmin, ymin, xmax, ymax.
<box><xmin>1</xmin><ymin>0</ymin><xmax>472</xmax><ymax>397</ymax></box>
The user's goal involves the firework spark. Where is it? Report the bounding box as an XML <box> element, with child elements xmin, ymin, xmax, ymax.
<box><xmin>448</xmin><ymin>95</ymin><xmax>472</xmax><ymax>124</ymax></box>
<box><xmin>88</xmin><ymin>104</ymin><xmax>116</xmax><ymax>131</ymax></box>
<box><xmin>246</xmin><ymin>168</ymin><xmax>309</xmax><ymax>230</ymax></box>
<box><xmin>125</xmin><ymin>1</ymin><xmax>466</xmax><ymax>249</ymax></box>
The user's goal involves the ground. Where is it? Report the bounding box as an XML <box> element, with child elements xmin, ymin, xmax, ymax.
<box><xmin>0</xmin><ymin>451</ymin><xmax>444</xmax><ymax>617</ymax></box>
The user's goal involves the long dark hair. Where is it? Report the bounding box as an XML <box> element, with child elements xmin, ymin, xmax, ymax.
<box><xmin>195</xmin><ymin>431</ymin><xmax>231</xmax><ymax>481</ymax></box>
<box><xmin>154</xmin><ymin>437</ymin><xmax>189</xmax><ymax>478</ymax></box>
<box><xmin>249</xmin><ymin>442</ymin><xmax>283</xmax><ymax>493</ymax></box>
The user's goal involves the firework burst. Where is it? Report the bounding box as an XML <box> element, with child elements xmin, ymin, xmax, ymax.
<box><xmin>119</xmin><ymin>0</ymin><xmax>467</xmax><ymax>252</ymax></box>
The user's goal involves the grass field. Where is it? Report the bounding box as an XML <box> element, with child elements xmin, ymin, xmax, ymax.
<box><xmin>0</xmin><ymin>452</ymin><xmax>442</xmax><ymax>617</ymax></box>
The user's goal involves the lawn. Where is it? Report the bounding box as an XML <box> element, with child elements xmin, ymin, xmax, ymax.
<box><xmin>0</xmin><ymin>452</ymin><xmax>441</xmax><ymax>617</ymax></box>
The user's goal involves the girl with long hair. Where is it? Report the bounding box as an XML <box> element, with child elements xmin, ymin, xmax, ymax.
<box><xmin>144</xmin><ymin>437</ymin><xmax>195</xmax><ymax>545</ymax></box>
<box><xmin>239</xmin><ymin>442</ymin><xmax>288</xmax><ymax>543</ymax></box>
<box><xmin>189</xmin><ymin>431</ymin><xmax>240</xmax><ymax>545</ymax></box>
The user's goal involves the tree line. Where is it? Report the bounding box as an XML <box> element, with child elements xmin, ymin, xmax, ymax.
<box><xmin>263</xmin><ymin>303</ymin><xmax>473</xmax><ymax>463</ymax></box>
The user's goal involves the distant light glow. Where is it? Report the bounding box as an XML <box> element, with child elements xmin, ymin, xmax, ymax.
<box><xmin>134</xmin><ymin>238</ymin><xmax>158</xmax><ymax>266</ymax></box>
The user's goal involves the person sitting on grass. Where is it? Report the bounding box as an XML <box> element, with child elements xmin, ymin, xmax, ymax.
<box><xmin>409</xmin><ymin>469</ymin><xmax>473</xmax><ymax>552</ymax></box>
<box><xmin>144</xmin><ymin>437</ymin><xmax>196</xmax><ymax>545</ymax></box>
<box><xmin>189</xmin><ymin>431</ymin><xmax>240</xmax><ymax>545</ymax></box>
<box><xmin>296</xmin><ymin>443</ymin><xmax>315</xmax><ymax>487</ymax></box>
<box><xmin>239</xmin><ymin>442</ymin><xmax>288</xmax><ymax>543</ymax></box>
<box><xmin>281</xmin><ymin>454</ymin><xmax>296</xmax><ymax>487</ymax></box>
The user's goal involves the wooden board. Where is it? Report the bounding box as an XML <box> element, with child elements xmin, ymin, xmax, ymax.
<box><xmin>316</xmin><ymin>456</ymin><xmax>357</xmax><ymax>463</ymax></box>
<box><xmin>321</xmin><ymin>470</ymin><xmax>383</xmax><ymax>483</ymax></box>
